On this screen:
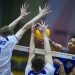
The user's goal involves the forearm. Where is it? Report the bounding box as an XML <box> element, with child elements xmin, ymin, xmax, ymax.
<box><xmin>8</xmin><ymin>16</ymin><xmax>23</xmax><ymax>29</ymax></box>
<box><xmin>59</xmin><ymin>64</ymin><xmax>66</xmax><ymax>75</ymax></box>
<box><xmin>29</xmin><ymin>32</ymin><xmax>35</xmax><ymax>56</ymax></box>
<box><xmin>43</xmin><ymin>33</ymin><xmax>51</xmax><ymax>54</ymax></box>
<box><xmin>49</xmin><ymin>39</ymin><xmax>56</xmax><ymax>48</ymax></box>
<box><xmin>16</xmin><ymin>13</ymin><xmax>44</xmax><ymax>39</ymax></box>
<box><xmin>49</xmin><ymin>39</ymin><xmax>63</xmax><ymax>51</ymax></box>
<box><xmin>27</xmin><ymin>32</ymin><xmax>35</xmax><ymax>64</ymax></box>
<box><xmin>43</xmin><ymin>32</ymin><xmax>53</xmax><ymax>65</ymax></box>
<box><xmin>15</xmin><ymin>27</ymin><xmax>27</xmax><ymax>40</ymax></box>
<box><xmin>22</xmin><ymin>13</ymin><xmax>44</xmax><ymax>31</ymax></box>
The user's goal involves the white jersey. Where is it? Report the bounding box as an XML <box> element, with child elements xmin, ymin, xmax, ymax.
<box><xmin>25</xmin><ymin>63</ymin><xmax>55</xmax><ymax>75</ymax></box>
<box><xmin>0</xmin><ymin>35</ymin><xmax>18</xmax><ymax>75</ymax></box>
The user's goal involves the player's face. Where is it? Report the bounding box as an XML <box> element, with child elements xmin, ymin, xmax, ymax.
<box><xmin>67</xmin><ymin>38</ymin><xmax>75</xmax><ymax>50</ymax></box>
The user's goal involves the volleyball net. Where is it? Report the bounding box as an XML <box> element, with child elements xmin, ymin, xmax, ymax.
<box><xmin>14</xmin><ymin>45</ymin><xmax>75</xmax><ymax>60</ymax></box>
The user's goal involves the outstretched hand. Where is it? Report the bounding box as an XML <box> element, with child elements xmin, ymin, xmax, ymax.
<box><xmin>38</xmin><ymin>20</ymin><xmax>48</xmax><ymax>33</ymax></box>
<box><xmin>31</xmin><ymin>22</ymin><xmax>42</xmax><ymax>33</ymax></box>
<box><xmin>20</xmin><ymin>3</ymin><xmax>31</xmax><ymax>18</ymax></box>
<box><xmin>39</xmin><ymin>3</ymin><xmax>52</xmax><ymax>17</ymax></box>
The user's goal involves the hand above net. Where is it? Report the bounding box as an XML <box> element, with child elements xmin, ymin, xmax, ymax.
<box><xmin>20</xmin><ymin>3</ymin><xmax>31</xmax><ymax>18</ymax></box>
<box><xmin>38</xmin><ymin>3</ymin><xmax>52</xmax><ymax>17</ymax></box>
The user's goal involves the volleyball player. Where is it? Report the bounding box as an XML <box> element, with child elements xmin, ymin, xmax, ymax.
<box><xmin>0</xmin><ymin>3</ymin><xmax>50</xmax><ymax>75</ymax></box>
<box><xmin>49</xmin><ymin>37</ymin><xmax>75</xmax><ymax>54</ymax></box>
<box><xmin>25</xmin><ymin>21</ymin><xmax>55</xmax><ymax>75</ymax></box>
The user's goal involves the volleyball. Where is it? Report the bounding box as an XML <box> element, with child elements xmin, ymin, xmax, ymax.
<box><xmin>35</xmin><ymin>28</ymin><xmax>51</xmax><ymax>41</ymax></box>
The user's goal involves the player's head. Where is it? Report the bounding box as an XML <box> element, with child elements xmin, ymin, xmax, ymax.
<box><xmin>0</xmin><ymin>26</ymin><xmax>14</xmax><ymax>38</ymax></box>
<box><xmin>31</xmin><ymin>55</ymin><xmax>45</xmax><ymax>72</ymax></box>
<box><xmin>67</xmin><ymin>36</ymin><xmax>75</xmax><ymax>50</ymax></box>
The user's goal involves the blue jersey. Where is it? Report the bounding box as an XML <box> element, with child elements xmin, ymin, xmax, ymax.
<box><xmin>54</xmin><ymin>47</ymin><xmax>68</xmax><ymax>75</ymax></box>
<box><xmin>62</xmin><ymin>47</ymin><xmax>68</xmax><ymax>53</ymax></box>
<box><xmin>0</xmin><ymin>35</ymin><xmax>18</xmax><ymax>75</ymax></box>
<box><xmin>25</xmin><ymin>63</ymin><xmax>55</xmax><ymax>75</ymax></box>
<box><xmin>54</xmin><ymin>47</ymin><xmax>75</xmax><ymax>75</ymax></box>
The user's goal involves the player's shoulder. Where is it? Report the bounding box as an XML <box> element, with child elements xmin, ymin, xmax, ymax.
<box><xmin>62</xmin><ymin>47</ymin><xmax>68</xmax><ymax>53</ymax></box>
<box><xmin>45</xmin><ymin>63</ymin><xmax>54</xmax><ymax>68</ymax></box>
<box><xmin>0</xmin><ymin>35</ymin><xmax>8</xmax><ymax>45</ymax></box>
<box><xmin>7</xmin><ymin>35</ymin><xmax>19</xmax><ymax>43</ymax></box>
<box><xmin>25</xmin><ymin>64</ymin><xmax>32</xmax><ymax>75</ymax></box>
<box><xmin>7</xmin><ymin>35</ymin><xmax>15</xmax><ymax>39</ymax></box>
<box><xmin>44</xmin><ymin>63</ymin><xmax>55</xmax><ymax>74</ymax></box>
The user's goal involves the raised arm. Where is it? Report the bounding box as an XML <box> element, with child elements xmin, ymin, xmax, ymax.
<box><xmin>15</xmin><ymin>4</ymin><xmax>51</xmax><ymax>40</ymax></box>
<box><xmin>40</xmin><ymin>21</ymin><xmax>53</xmax><ymax>65</ymax></box>
<box><xmin>8</xmin><ymin>3</ymin><xmax>30</xmax><ymax>29</ymax></box>
<box><xmin>27</xmin><ymin>25</ymin><xmax>35</xmax><ymax>64</ymax></box>
<box><xmin>49</xmin><ymin>39</ymin><xmax>64</xmax><ymax>51</ymax></box>
<box><xmin>53</xmin><ymin>59</ymin><xmax>66</xmax><ymax>75</ymax></box>
<box><xmin>20</xmin><ymin>3</ymin><xmax>51</xmax><ymax>32</ymax></box>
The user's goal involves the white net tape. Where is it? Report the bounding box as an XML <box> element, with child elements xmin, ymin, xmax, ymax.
<box><xmin>14</xmin><ymin>45</ymin><xmax>75</xmax><ymax>60</ymax></box>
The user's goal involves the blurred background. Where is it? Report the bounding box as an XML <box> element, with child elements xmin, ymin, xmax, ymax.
<box><xmin>0</xmin><ymin>0</ymin><xmax>75</xmax><ymax>75</ymax></box>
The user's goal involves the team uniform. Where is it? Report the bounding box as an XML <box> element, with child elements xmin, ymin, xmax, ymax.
<box><xmin>54</xmin><ymin>47</ymin><xmax>68</xmax><ymax>75</ymax></box>
<box><xmin>0</xmin><ymin>35</ymin><xmax>19</xmax><ymax>75</ymax></box>
<box><xmin>25</xmin><ymin>63</ymin><xmax>55</xmax><ymax>75</ymax></box>
<box><xmin>54</xmin><ymin>47</ymin><xmax>75</xmax><ymax>75</ymax></box>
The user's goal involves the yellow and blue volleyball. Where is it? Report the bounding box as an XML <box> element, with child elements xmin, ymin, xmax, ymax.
<box><xmin>35</xmin><ymin>28</ymin><xmax>51</xmax><ymax>41</ymax></box>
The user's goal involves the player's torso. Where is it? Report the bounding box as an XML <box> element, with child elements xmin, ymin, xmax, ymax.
<box><xmin>0</xmin><ymin>36</ymin><xmax>13</xmax><ymax>68</ymax></box>
<box><xmin>0</xmin><ymin>36</ymin><xmax>10</xmax><ymax>58</ymax></box>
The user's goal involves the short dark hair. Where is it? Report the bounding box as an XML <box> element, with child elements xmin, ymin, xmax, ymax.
<box><xmin>69</xmin><ymin>35</ymin><xmax>75</xmax><ymax>39</ymax></box>
<box><xmin>31</xmin><ymin>55</ymin><xmax>45</xmax><ymax>72</ymax></box>
<box><xmin>72</xmin><ymin>36</ymin><xmax>75</xmax><ymax>38</ymax></box>
<box><xmin>0</xmin><ymin>26</ymin><xmax>14</xmax><ymax>37</ymax></box>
